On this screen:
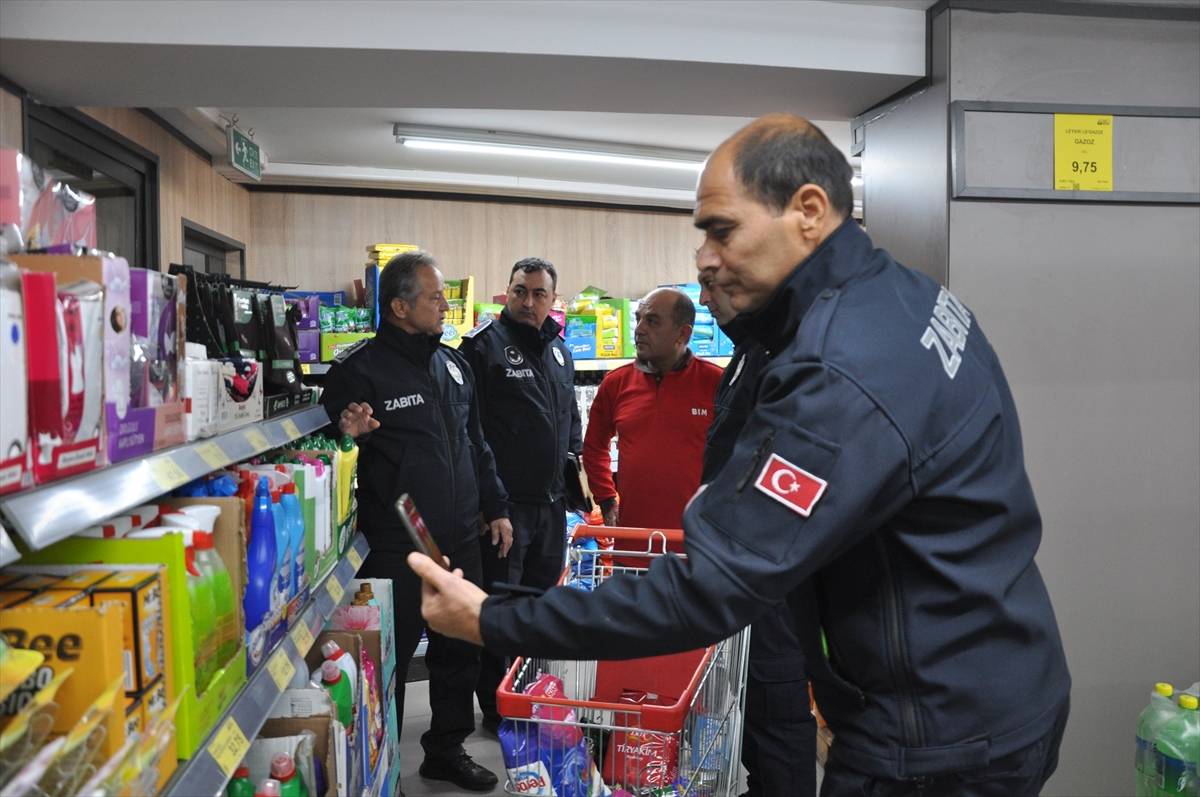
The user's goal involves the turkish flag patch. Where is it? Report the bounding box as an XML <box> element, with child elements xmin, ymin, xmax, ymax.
<box><xmin>754</xmin><ymin>453</ymin><xmax>828</xmax><ymax>517</ymax></box>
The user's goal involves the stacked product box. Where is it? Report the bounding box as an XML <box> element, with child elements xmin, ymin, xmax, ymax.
<box><xmin>0</xmin><ymin>563</ymin><xmax>175</xmax><ymax>778</ymax></box>
<box><xmin>20</xmin><ymin>497</ymin><xmax>249</xmax><ymax>759</ymax></box>
<box><xmin>9</xmin><ymin>255</ymin><xmax>189</xmax><ymax>479</ymax></box>
<box><xmin>364</xmin><ymin>243</ymin><xmax>418</xmax><ymax>328</ymax></box>
<box><xmin>439</xmin><ymin>276</ymin><xmax>475</xmax><ymax>348</ymax></box>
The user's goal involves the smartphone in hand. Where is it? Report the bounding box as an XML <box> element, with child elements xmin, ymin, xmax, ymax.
<box><xmin>396</xmin><ymin>494</ymin><xmax>450</xmax><ymax>570</ymax></box>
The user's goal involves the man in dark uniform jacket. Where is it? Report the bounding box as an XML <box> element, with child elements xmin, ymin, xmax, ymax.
<box><xmin>321</xmin><ymin>249</ymin><xmax>511</xmax><ymax>792</ymax></box>
<box><xmin>457</xmin><ymin>256</ymin><xmax>583</xmax><ymax>733</ymax></box>
<box><xmin>412</xmin><ymin>116</ymin><xmax>1071</xmax><ymax>797</ymax></box>
<box><xmin>700</xmin><ymin>274</ymin><xmax>816</xmax><ymax>797</ymax></box>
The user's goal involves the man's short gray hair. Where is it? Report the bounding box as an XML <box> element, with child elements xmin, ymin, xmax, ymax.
<box><xmin>380</xmin><ymin>249</ymin><xmax>437</xmax><ymax>316</ymax></box>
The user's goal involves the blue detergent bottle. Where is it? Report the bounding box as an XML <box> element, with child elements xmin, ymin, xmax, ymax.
<box><xmin>244</xmin><ymin>479</ymin><xmax>277</xmax><ymax>669</ymax></box>
<box><xmin>280</xmin><ymin>483</ymin><xmax>305</xmax><ymax>597</ymax></box>
<box><xmin>271</xmin><ymin>491</ymin><xmax>293</xmax><ymax>607</ymax></box>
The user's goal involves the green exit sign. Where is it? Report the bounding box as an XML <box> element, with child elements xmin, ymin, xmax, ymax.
<box><xmin>227</xmin><ymin>126</ymin><xmax>261</xmax><ymax>181</ymax></box>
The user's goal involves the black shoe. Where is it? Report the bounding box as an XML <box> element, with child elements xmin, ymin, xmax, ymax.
<box><xmin>419</xmin><ymin>752</ymin><xmax>499</xmax><ymax>792</ymax></box>
<box><xmin>480</xmin><ymin>715</ymin><xmax>502</xmax><ymax>736</ymax></box>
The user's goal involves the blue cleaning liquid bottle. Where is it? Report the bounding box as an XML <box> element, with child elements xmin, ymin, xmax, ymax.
<box><xmin>280</xmin><ymin>483</ymin><xmax>305</xmax><ymax>598</ymax></box>
<box><xmin>244</xmin><ymin>478</ymin><xmax>277</xmax><ymax>669</ymax></box>
<box><xmin>271</xmin><ymin>491</ymin><xmax>293</xmax><ymax>607</ymax></box>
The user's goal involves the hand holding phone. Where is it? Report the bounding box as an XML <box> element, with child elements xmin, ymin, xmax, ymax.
<box><xmin>396</xmin><ymin>494</ymin><xmax>450</xmax><ymax>570</ymax></box>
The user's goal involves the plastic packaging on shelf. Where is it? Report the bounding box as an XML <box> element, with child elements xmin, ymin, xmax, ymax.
<box><xmin>227</xmin><ymin>765</ymin><xmax>255</xmax><ymax>797</ymax></box>
<box><xmin>336</xmin><ymin>434</ymin><xmax>358</xmax><ymax>526</ymax></box>
<box><xmin>1137</xmin><ymin>683</ymin><xmax>1180</xmax><ymax>796</ymax></box>
<box><xmin>270</xmin><ymin>751</ymin><xmax>309</xmax><ymax>797</ymax></box>
<box><xmin>0</xmin><ymin>262</ymin><xmax>28</xmax><ymax>493</ymax></box>
<box><xmin>280</xmin><ymin>483</ymin><xmax>305</xmax><ymax>602</ymax></box>
<box><xmin>316</xmin><ymin>640</ymin><xmax>356</xmax><ymax>705</ymax></box>
<box><xmin>1155</xmin><ymin>693</ymin><xmax>1199</xmax><ymax>797</ymax></box>
<box><xmin>255</xmin><ymin>777</ymin><xmax>282</xmax><ymax>797</ymax></box>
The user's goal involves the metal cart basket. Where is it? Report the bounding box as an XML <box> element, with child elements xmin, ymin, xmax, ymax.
<box><xmin>496</xmin><ymin>527</ymin><xmax>751</xmax><ymax>797</ymax></box>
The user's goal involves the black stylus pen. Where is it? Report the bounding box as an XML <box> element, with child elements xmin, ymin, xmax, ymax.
<box><xmin>490</xmin><ymin>582</ymin><xmax>546</xmax><ymax>597</ymax></box>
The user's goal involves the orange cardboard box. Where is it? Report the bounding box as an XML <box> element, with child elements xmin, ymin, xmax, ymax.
<box><xmin>91</xmin><ymin>568</ymin><xmax>165</xmax><ymax>694</ymax></box>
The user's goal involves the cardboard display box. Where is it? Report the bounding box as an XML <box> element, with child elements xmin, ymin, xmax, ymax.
<box><xmin>256</xmin><ymin>716</ymin><xmax>340</xmax><ymax>797</ymax></box>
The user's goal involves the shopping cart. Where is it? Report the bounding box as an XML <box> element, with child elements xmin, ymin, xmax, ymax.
<box><xmin>496</xmin><ymin>527</ymin><xmax>751</xmax><ymax>797</ymax></box>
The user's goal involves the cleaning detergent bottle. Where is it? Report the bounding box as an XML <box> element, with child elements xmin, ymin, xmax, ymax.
<box><xmin>1155</xmin><ymin>693</ymin><xmax>1199</xmax><ymax>797</ymax></box>
<box><xmin>311</xmin><ymin>459</ymin><xmax>332</xmax><ymax>558</ymax></box>
<box><xmin>128</xmin><ymin>526</ymin><xmax>217</xmax><ymax>692</ymax></box>
<box><xmin>244</xmin><ymin>479</ymin><xmax>278</xmax><ymax>668</ymax></box>
<box><xmin>281</xmin><ymin>483</ymin><xmax>305</xmax><ymax>598</ymax></box>
<box><xmin>162</xmin><ymin>505</ymin><xmax>238</xmax><ymax>666</ymax></box>
<box><xmin>254</xmin><ymin>779</ymin><xmax>281</xmax><ymax>797</ymax></box>
<box><xmin>320</xmin><ymin>640</ymin><xmax>357</xmax><ymax>704</ymax></box>
<box><xmin>184</xmin><ymin>531</ymin><xmax>219</xmax><ymax>694</ymax></box>
<box><xmin>270</xmin><ymin>752</ymin><xmax>309</xmax><ymax>797</ymax></box>
<box><xmin>271</xmin><ymin>490</ymin><xmax>293</xmax><ymax>608</ymax></box>
<box><xmin>1137</xmin><ymin>683</ymin><xmax>1180</xmax><ymax>796</ymax></box>
<box><xmin>227</xmin><ymin>766</ymin><xmax>255</xmax><ymax>797</ymax></box>
<box><xmin>319</xmin><ymin>660</ymin><xmax>353</xmax><ymax>730</ymax></box>
<box><xmin>336</xmin><ymin>434</ymin><xmax>358</xmax><ymax>526</ymax></box>
<box><xmin>194</xmin><ymin>530</ymin><xmax>238</xmax><ymax>667</ymax></box>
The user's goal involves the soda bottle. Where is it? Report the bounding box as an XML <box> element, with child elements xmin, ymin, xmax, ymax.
<box><xmin>1156</xmin><ymin>693</ymin><xmax>1199</xmax><ymax>797</ymax></box>
<box><xmin>1138</xmin><ymin>684</ymin><xmax>1180</xmax><ymax>796</ymax></box>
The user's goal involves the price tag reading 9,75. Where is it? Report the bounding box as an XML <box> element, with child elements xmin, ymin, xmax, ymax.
<box><xmin>290</xmin><ymin>619</ymin><xmax>314</xmax><ymax>654</ymax></box>
<box><xmin>327</xmin><ymin>577</ymin><xmax>345</xmax><ymax>605</ymax></box>
<box><xmin>207</xmin><ymin>717</ymin><xmax>250</xmax><ymax>778</ymax></box>
<box><xmin>347</xmin><ymin>546</ymin><xmax>363</xmax><ymax>571</ymax></box>
<box><xmin>267</xmin><ymin>650</ymin><xmax>297</xmax><ymax>691</ymax></box>
<box><xmin>281</xmin><ymin>418</ymin><xmax>301</xmax><ymax>439</ymax></box>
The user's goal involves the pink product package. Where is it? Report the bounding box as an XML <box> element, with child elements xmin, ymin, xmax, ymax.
<box><xmin>129</xmin><ymin>268</ymin><xmax>181</xmax><ymax>407</ymax></box>
<box><xmin>0</xmin><ymin>149</ymin><xmax>96</xmax><ymax>254</ymax></box>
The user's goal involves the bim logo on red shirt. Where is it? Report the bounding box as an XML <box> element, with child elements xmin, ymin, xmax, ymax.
<box><xmin>754</xmin><ymin>453</ymin><xmax>827</xmax><ymax>517</ymax></box>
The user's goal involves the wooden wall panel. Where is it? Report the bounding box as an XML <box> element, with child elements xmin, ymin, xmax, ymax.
<box><xmin>0</xmin><ymin>87</ymin><xmax>22</xmax><ymax>151</ymax></box>
<box><xmin>78</xmin><ymin>108</ymin><xmax>251</xmax><ymax>270</ymax></box>
<box><xmin>248</xmin><ymin>192</ymin><xmax>703</xmax><ymax>302</ymax></box>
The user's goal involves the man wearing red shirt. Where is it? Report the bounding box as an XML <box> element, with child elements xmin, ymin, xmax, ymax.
<box><xmin>583</xmin><ymin>287</ymin><xmax>724</xmax><ymax>532</ymax></box>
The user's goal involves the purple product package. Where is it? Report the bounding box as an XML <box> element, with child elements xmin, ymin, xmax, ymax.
<box><xmin>287</xmin><ymin>295</ymin><xmax>320</xmax><ymax>329</ymax></box>
<box><xmin>297</xmin><ymin>329</ymin><xmax>320</xmax><ymax>363</ymax></box>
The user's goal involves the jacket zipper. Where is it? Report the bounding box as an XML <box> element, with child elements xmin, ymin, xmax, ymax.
<box><xmin>539</xmin><ymin>345</ymin><xmax>561</xmax><ymax>502</ymax></box>
<box><xmin>874</xmin><ymin>533</ymin><xmax>921</xmax><ymax>749</ymax></box>
<box><xmin>429</xmin><ymin>358</ymin><xmax>457</xmax><ymax>513</ymax></box>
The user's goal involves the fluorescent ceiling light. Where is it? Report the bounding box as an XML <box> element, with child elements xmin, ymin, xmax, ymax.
<box><xmin>393</xmin><ymin>124</ymin><xmax>707</xmax><ymax>173</ymax></box>
<box><xmin>851</xmin><ymin>176</ymin><xmax>864</xmax><ymax>186</ymax></box>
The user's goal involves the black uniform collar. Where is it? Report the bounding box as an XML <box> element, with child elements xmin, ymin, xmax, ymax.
<box><xmin>717</xmin><ymin>315</ymin><xmax>752</xmax><ymax>346</ymax></box>
<box><xmin>376</xmin><ymin>318</ymin><xmax>440</xmax><ymax>366</ymax></box>
<box><xmin>743</xmin><ymin>217</ymin><xmax>872</xmax><ymax>353</ymax></box>
<box><xmin>500</xmin><ymin>307</ymin><xmax>561</xmax><ymax>351</ymax></box>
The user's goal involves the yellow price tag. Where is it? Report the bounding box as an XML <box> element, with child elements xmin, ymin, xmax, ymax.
<box><xmin>301</xmin><ymin>363</ymin><xmax>311</xmax><ymax>375</ymax></box>
<box><xmin>195</xmin><ymin>441</ymin><xmax>231</xmax><ymax>470</ymax></box>
<box><xmin>267</xmin><ymin>650</ymin><xmax>296</xmax><ymax>691</ymax></box>
<box><xmin>290</xmin><ymin>619</ymin><xmax>314</xmax><ymax>654</ymax></box>
<box><xmin>206</xmin><ymin>716</ymin><xmax>250</xmax><ymax>778</ymax></box>
<box><xmin>281</xmin><ymin>418</ymin><xmax>301</xmax><ymax>439</ymax></box>
<box><xmin>347</xmin><ymin>547</ymin><xmax>362</xmax><ymax>571</ymax></box>
<box><xmin>327</xmin><ymin>577</ymin><xmax>345</xmax><ymax>605</ymax></box>
<box><xmin>1054</xmin><ymin>113</ymin><xmax>1113</xmax><ymax>192</ymax></box>
<box><xmin>245</xmin><ymin>428</ymin><xmax>270</xmax><ymax>451</ymax></box>
<box><xmin>149</xmin><ymin>456</ymin><xmax>189</xmax><ymax>491</ymax></box>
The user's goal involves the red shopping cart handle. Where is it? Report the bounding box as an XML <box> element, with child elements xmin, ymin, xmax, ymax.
<box><xmin>571</xmin><ymin>526</ymin><xmax>684</xmax><ymax>545</ymax></box>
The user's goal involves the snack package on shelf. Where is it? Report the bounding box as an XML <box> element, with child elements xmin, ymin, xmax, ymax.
<box><xmin>438</xmin><ymin>276</ymin><xmax>474</xmax><ymax>348</ymax></box>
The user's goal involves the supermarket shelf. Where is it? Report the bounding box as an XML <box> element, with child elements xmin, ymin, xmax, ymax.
<box><xmin>160</xmin><ymin>532</ymin><xmax>370</xmax><ymax>797</ymax></box>
<box><xmin>0</xmin><ymin>406</ymin><xmax>332</xmax><ymax>553</ymax></box>
<box><xmin>574</xmin><ymin>356</ymin><xmax>731</xmax><ymax>372</ymax></box>
<box><xmin>0</xmin><ymin>526</ymin><xmax>19</xmax><ymax>567</ymax></box>
<box><xmin>301</xmin><ymin>363</ymin><xmax>331</xmax><ymax>375</ymax></box>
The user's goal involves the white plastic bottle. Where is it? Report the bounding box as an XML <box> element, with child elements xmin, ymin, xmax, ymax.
<box><xmin>310</xmin><ymin>639</ymin><xmax>356</xmax><ymax>706</ymax></box>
